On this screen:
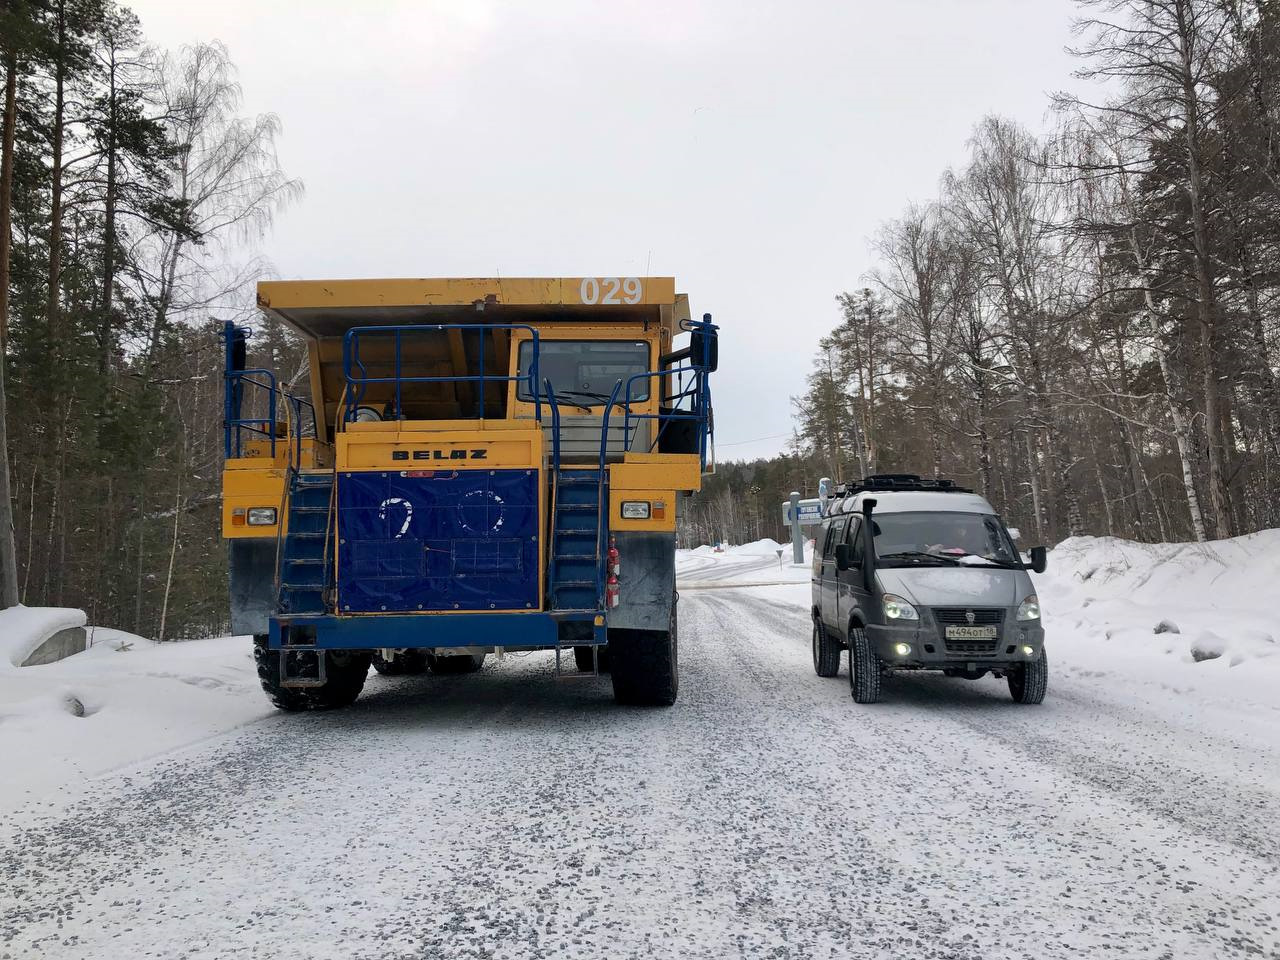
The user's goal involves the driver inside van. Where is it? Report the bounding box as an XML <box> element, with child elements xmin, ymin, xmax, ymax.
<box><xmin>926</xmin><ymin>520</ymin><xmax>992</xmax><ymax>559</ymax></box>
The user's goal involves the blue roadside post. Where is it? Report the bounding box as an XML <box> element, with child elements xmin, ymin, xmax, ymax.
<box><xmin>782</xmin><ymin>494</ymin><xmax>825</xmax><ymax>565</ymax></box>
<box><xmin>789</xmin><ymin>491</ymin><xmax>804</xmax><ymax>564</ymax></box>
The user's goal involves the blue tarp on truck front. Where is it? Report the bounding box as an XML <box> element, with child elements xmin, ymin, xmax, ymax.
<box><xmin>336</xmin><ymin>469</ymin><xmax>539</xmax><ymax>613</ymax></box>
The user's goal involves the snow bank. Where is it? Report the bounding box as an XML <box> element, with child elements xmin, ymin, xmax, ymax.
<box><xmin>727</xmin><ymin>537</ymin><xmax>785</xmax><ymax>556</ymax></box>
<box><xmin>1047</xmin><ymin>533</ymin><xmax>1279</xmax><ymax>669</ymax></box>
<box><xmin>1039</xmin><ymin>532</ymin><xmax>1279</xmax><ymax>710</ymax></box>
<box><xmin>0</xmin><ymin>605</ymin><xmax>86</xmax><ymax>667</ymax></box>
<box><xmin>0</xmin><ymin>624</ymin><xmax>268</xmax><ymax>811</ymax></box>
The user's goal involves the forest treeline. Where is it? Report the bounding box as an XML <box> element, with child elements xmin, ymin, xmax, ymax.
<box><xmin>684</xmin><ymin>0</ymin><xmax>1280</xmax><ymax>551</ymax></box>
<box><xmin>2</xmin><ymin>1</ymin><xmax>1276</xmax><ymax>632</ymax></box>
<box><xmin>0</xmin><ymin>0</ymin><xmax>299</xmax><ymax>636</ymax></box>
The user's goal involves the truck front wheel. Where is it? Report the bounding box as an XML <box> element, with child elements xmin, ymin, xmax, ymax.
<box><xmin>428</xmin><ymin>652</ymin><xmax>487</xmax><ymax>674</ymax></box>
<box><xmin>371</xmin><ymin>649</ymin><xmax>429</xmax><ymax>676</ymax></box>
<box><xmin>610</xmin><ymin>599</ymin><xmax>678</xmax><ymax>706</ymax></box>
<box><xmin>253</xmin><ymin>636</ymin><xmax>372</xmax><ymax>711</ymax></box>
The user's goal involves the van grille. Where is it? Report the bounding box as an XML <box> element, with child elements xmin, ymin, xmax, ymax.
<box><xmin>933</xmin><ymin>608</ymin><xmax>1004</xmax><ymax>625</ymax></box>
<box><xmin>933</xmin><ymin>608</ymin><xmax>1004</xmax><ymax>657</ymax></box>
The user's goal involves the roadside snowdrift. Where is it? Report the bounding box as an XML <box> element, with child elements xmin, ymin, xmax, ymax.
<box><xmin>1046</xmin><ymin>533</ymin><xmax>1279</xmax><ymax>675</ymax></box>
<box><xmin>0</xmin><ymin>613</ymin><xmax>267</xmax><ymax>810</ymax></box>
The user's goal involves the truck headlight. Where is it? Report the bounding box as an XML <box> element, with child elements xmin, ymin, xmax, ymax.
<box><xmin>882</xmin><ymin>593</ymin><xmax>918</xmax><ymax>621</ymax></box>
<box><xmin>1016</xmin><ymin>595</ymin><xmax>1040</xmax><ymax>621</ymax></box>
<box><xmin>247</xmin><ymin>507</ymin><xmax>278</xmax><ymax>526</ymax></box>
<box><xmin>620</xmin><ymin>501</ymin><xmax>651</xmax><ymax>519</ymax></box>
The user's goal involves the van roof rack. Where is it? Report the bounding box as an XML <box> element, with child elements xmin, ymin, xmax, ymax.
<box><xmin>829</xmin><ymin>474</ymin><xmax>973</xmax><ymax>499</ymax></box>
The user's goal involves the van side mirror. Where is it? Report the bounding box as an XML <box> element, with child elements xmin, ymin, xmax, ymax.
<box><xmin>1028</xmin><ymin>546</ymin><xmax>1047</xmax><ymax>574</ymax></box>
<box><xmin>834</xmin><ymin>543</ymin><xmax>853</xmax><ymax>571</ymax></box>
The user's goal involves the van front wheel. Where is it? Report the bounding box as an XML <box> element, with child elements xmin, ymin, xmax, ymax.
<box><xmin>848</xmin><ymin>627</ymin><xmax>882</xmax><ymax>704</ymax></box>
<box><xmin>812</xmin><ymin>619</ymin><xmax>840</xmax><ymax>677</ymax></box>
<box><xmin>1008</xmin><ymin>648</ymin><xmax>1048</xmax><ymax>704</ymax></box>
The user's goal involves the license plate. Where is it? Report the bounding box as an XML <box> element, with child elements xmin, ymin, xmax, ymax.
<box><xmin>945</xmin><ymin>625</ymin><xmax>997</xmax><ymax>640</ymax></box>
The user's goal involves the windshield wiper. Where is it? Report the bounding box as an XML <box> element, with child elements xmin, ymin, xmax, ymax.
<box><xmin>877</xmin><ymin>551</ymin><xmax>960</xmax><ymax>566</ymax></box>
<box><xmin>543</xmin><ymin>391</ymin><xmax>593</xmax><ymax>412</ymax></box>
<box><xmin>560</xmin><ymin>389</ymin><xmax>613</xmax><ymax>404</ymax></box>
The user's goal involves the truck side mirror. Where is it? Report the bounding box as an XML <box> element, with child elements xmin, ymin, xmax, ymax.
<box><xmin>834</xmin><ymin>543</ymin><xmax>852</xmax><ymax>571</ymax></box>
<box><xmin>690</xmin><ymin>328</ymin><xmax>718</xmax><ymax>372</ymax></box>
<box><xmin>1028</xmin><ymin>546</ymin><xmax>1047</xmax><ymax>574</ymax></box>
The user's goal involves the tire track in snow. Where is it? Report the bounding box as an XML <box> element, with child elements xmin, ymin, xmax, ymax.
<box><xmin>704</xmin><ymin>591</ymin><xmax>1280</xmax><ymax>959</ymax></box>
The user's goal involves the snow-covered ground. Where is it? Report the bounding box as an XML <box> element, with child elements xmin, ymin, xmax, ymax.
<box><xmin>0</xmin><ymin>533</ymin><xmax>1277</xmax><ymax>958</ymax></box>
<box><xmin>0</xmin><ymin>607</ymin><xmax>269</xmax><ymax>810</ymax></box>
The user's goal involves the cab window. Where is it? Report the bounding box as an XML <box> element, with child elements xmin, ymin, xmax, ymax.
<box><xmin>517</xmin><ymin>340</ymin><xmax>650</xmax><ymax>405</ymax></box>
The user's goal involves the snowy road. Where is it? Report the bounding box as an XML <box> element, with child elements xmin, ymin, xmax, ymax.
<box><xmin>3</xmin><ymin>581</ymin><xmax>1280</xmax><ymax>958</ymax></box>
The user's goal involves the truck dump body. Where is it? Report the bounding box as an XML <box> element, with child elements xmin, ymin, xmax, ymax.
<box><xmin>222</xmin><ymin>277</ymin><xmax>717</xmax><ymax>708</ymax></box>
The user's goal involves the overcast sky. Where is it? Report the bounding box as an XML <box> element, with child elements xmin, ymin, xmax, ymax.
<box><xmin>131</xmin><ymin>0</ymin><xmax>1081</xmax><ymax>463</ymax></box>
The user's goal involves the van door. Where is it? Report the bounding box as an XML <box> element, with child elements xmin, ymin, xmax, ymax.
<box><xmin>819</xmin><ymin>517</ymin><xmax>847</xmax><ymax>631</ymax></box>
<box><xmin>835</xmin><ymin>516</ymin><xmax>860</xmax><ymax>634</ymax></box>
<box><xmin>811</xmin><ymin>519</ymin><xmax>831</xmax><ymax>612</ymax></box>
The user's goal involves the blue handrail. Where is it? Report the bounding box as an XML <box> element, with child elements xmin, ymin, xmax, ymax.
<box><xmin>544</xmin><ymin>378</ymin><xmax>562</xmax><ymax>474</ymax></box>
<box><xmin>223</xmin><ymin>321</ymin><xmax>319</xmax><ymax>460</ymax></box>
<box><xmin>595</xmin><ymin>314</ymin><xmax>718</xmax><ymax>472</ymax></box>
<box><xmin>225</xmin><ymin>368</ymin><xmax>278</xmax><ymax>458</ymax></box>
<box><xmin>342</xmin><ymin>324</ymin><xmax>542</xmax><ymax>423</ymax></box>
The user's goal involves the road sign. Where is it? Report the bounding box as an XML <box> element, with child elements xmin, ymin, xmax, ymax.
<box><xmin>781</xmin><ymin>498</ymin><xmax>824</xmax><ymax>527</ymax></box>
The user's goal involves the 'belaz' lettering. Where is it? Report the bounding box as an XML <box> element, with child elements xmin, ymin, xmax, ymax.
<box><xmin>412</xmin><ymin>449</ymin><xmax>488</xmax><ymax>461</ymax></box>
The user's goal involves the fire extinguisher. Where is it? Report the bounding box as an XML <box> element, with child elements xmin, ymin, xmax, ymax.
<box><xmin>606</xmin><ymin>572</ymin><xmax>620</xmax><ymax>608</ymax></box>
<box><xmin>607</xmin><ymin>536</ymin><xmax>620</xmax><ymax>576</ymax></box>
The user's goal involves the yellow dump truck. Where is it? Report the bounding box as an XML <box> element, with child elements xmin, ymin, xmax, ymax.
<box><xmin>221</xmin><ymin>277</ymin><xmax>718</xmax><ymax>709</ymax></box>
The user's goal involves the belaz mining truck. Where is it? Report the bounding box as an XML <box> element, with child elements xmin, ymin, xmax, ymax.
<box><xmin>221</xmin><ymin>277</ymin><xmax>717</xmax><ymax>709</ymax></box>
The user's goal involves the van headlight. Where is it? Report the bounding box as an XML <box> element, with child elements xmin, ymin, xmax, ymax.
<box><xmin>882</xmin><ymin>594</ymin><xmax>918</xmax><ymax>621</ymax></box>
<box><xmin>1016</xmin><ymin>595</ymin><xmax>1040</xmax><ymax>621</ymax></box>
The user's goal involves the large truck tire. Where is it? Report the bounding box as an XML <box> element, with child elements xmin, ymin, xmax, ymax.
<box><xmin>371</xmin><ymin>649</ymin><xmax>429</xmax><ymax>676</ymax></box>
<box><xmin>1008</xmin><ymin>648</ymin><xmax>1048</xmax><ymax>704</ymax></box>
<box><xmin>253</xmin><ymin>635</ymin><xmax>372</xmax><ymax>711</ymax></box>
<box><xmin>812</xmin><ymin>617</ymin><xmax>840</xmax><ymax>677</ymax></box>
<box><xmin>428</xmin><ymin>652</ymin><xmax>486</xmax><ymax>674</ymax></box>
<box><xmin>610</xmin><ymin>599</ymin><xmax>678</xmax><ymax>706</ymax></box>
<box><xmin>848</xmin><ymin>626</ymin><xmax>882</xmax><ymax>704</ymax></box>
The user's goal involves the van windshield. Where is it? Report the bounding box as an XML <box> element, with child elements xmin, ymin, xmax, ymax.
<box><xmin>869</xmin><ymin>512</ymin><xmax>1020</xmax><ymax>568</ymax></box>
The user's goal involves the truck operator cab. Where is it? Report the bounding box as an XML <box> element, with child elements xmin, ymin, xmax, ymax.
<box><xmin>810</xmin><ymin>474</ymin><xmax>1049</xmax><ymax>704</ymax></box>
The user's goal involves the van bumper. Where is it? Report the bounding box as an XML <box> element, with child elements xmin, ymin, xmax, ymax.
<box><xmin>865</xmin><ymin>621</ymin><xmax>1045</xmax><ymax>668</ymax></box>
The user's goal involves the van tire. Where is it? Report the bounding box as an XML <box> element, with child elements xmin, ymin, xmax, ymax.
<box><xmin>611</xmin><ymin>599</ymin><xmax>678</xmax><ymax>706</ymax></box>
<box><xmin>812</xmin><ymin>618</ymin><xmax>840</xmax><ymax>677</ymax></box>
<box><xmin>371</xmin><ymin>649</ymin><xmax>429</xmax><ymax>676</ymax></box>
<box><xmin>1008</xmin><ymin>648</ymin><xmax>1048</xmax><ymax>704</ymax></box>
<box><xmin>253</xmin><ymin>635</ymin><xmax>371</xmax><ymax>711</ymax></box>
<box><xmin>848</xmin><ymin>627</ymin><xmax>882</xmax><ymax>704</ymax></box>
